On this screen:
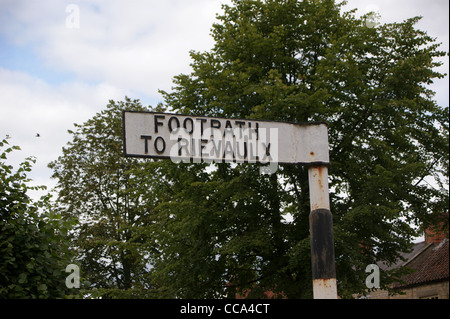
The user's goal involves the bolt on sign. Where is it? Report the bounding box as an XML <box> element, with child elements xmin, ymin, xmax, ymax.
<box><xmin>122</xmin><ymin>111</ymin><xmax>329</xmax><ymax>167</ymax></box>
<box><xmin>122</xmin><ymin>110</ymin><xmax>337</xmax><ymax>299</ymax></box>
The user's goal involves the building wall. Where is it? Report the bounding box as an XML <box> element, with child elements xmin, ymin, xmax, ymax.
<box><xmin>369</xmin><ymin>281</ymin><xmax>449</xmax><ymax>299</ymax></box>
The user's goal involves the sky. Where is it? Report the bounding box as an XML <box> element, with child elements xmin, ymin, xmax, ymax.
<box><xmin>0</xmin><ymin>0</ymin><xmax>448</xmax><ymax>203</ymax></box>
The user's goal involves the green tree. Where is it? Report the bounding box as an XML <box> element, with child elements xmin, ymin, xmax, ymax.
<box><xmin>0</xmin><ymin>136</ymin><xmax>73</xmax><ymax>298</ymax></box>
<box><xmin>48</xmin><ymin>98</ymin><xmax>162</xmax><ymax>298</ymax></box>
<box><xmin>154</xmin><ymin>0</ymin><xmax>448</xmax><ymax>298</ymax></box>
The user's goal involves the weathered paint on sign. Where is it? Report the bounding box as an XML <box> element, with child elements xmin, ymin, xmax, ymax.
<box><xmin>122</xmin><ymin>111</ymin><xmax>329</xmax><ymax>165</ymax></box>
<box><xmin>122</xmin><ymin>110</ymin><xmax>337</xmax><ymax>299</ymax></box>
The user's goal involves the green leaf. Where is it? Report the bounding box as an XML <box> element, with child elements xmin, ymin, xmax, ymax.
<box><xmin>38</xmin><ymin>284</ymin><xmax>47</xmax><ymax>292</ymax></box>
<box><xmin>18</xmin><ymin>273</ymin><xmax>27</xmax><ymax>284</ymax></box>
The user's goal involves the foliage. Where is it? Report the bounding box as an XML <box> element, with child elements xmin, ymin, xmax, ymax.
<box><xmin>48</xmin><ymin>98</ymin><xmax>163</xmax><ymax>298</ymax></box>
<box><xmin>155</xmin><ymin>0</ymin><xmax>449</xmax><ymax>298</ymax></box>
<box><xmin>0</xmin><ymin>136</ymin><xmax>73</xmax><ymax>298</ymax></box>
<box><xmin>46</xmin><ymin>0</ymin><xmax>448</xmax><ymax>299</ymax></box>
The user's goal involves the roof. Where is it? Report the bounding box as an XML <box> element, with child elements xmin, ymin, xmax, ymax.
<box><xmin>378</xmin><ymin>241</ymin><xmax>429</xmax><ymax>271</ymax></box>
<box><xmin>394</xmin><ymin>239</ymin><xmax>449</xmax><ymax>288</ymax></box>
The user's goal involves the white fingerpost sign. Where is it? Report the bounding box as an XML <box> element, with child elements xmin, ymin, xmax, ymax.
<box><xmin>122</xmin><ymin>110</ymin><xmax>337</xmax><ymax>299</ymax></box>
<box><xmin>122</xmin><ymin>111</ymin><xmax>329</xmax><ymax>166</ymax></box>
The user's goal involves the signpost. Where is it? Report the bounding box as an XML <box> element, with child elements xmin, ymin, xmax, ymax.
<box><xmin>122</xmin><ymin>110</ymin><xmax>337</xmax><ymax>299</ymax></box>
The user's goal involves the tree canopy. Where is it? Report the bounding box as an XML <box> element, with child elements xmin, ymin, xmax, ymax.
<box><xmin>48</xmin><ymin>98</ymin><xmax>165</xmax><ymax>298</ymax></box>
<box><xmin>0</xmin><ymin>137</ymin><xmax>73</xmax><ymax>298</ymax></box>
<box><xmin>156</xmin><ymin>0</ymin><xmax>448</xmax><ymax>298</ymax></box>
<box><xmin>46</xmin><ymin>0</ymin><xmax>448</xmax><ymax>299</ymax></box>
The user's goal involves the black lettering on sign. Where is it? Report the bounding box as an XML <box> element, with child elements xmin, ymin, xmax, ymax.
<box><xmin>210</xmin><ymin>119</ymin><xmax>221</xmax><ymax>130</ymax></box>
<box><xmin>196</xmin><ymin>118</ymin><xmax>207</xmax><ymax>135</ymax></box>
<box><xmin>223</xmin><ymin>140</ymin><xmax>235</xmax><ymax>160</ymax></box>
<box><xmin>183</xmin><ymin>118</ymin><xmax>194</xmax><ymax>134</ymax></box>
<box><xmin>235</xmin><ymin>121</ymin><xmax>245</xmax><ymax>128</ymax></box>
<box><xmin>154</xmin><ymin>136</ymin><xmax>166</xmax><ymax>154</ymax></box>
<box><xmin>178</xmin><ymin>137</ymin><xmax>189</xmax><ymax>156</ymax></box>
<box><xmin>140</xmin><ymin>135</ymin><xmax>152</xmax><ymax>154</ymax></box>
<box><xmin>168</xmin><ymin>116</ymin><xmax>180</xmax><ymax>132</ymax></box>
<box><xmin>236</xmin><ymin>141</ymin><xmax>247</xmax><ymax>159</ymax></box>
<box><xmin>261</xmin><ymin>142</ymin><xmax>272</xmax><ymax>161</ymax></box>
<box><xmin>211</xmin><ymin>140</ymin><xmax>222</xmax><ymax>158</ymax></box>
<box><xmin>249</xmin><ymin>122</ymin><xmax>259</xmax><ymax>140</ymax></box>
<box><xmin>235</xmin><ymin>121</ymin><xmax>245</xmax><ymax>138</ymax></box>
<box><xmin>191</xmin><ymin>138</ymin><xmax>196</xmax><ymax>156</ymax></box>
<box><xmin>224</xmin><ymin>120</ymin><xmax>234</xmax><ymax>137</ymax></box>
<box><xmin>154</xmin><ymin>115</ymin><xmax>165</xmax><ymax>133</ymax></box>
<box><xmin>200</xmin><ymin>139</ymin><xmax>208</xmax><ymax>157</ymax></box>
<box><xmin>248</xmin><ymin>142</ymin><xmax>259</xmax><ymax>161</ymax></box>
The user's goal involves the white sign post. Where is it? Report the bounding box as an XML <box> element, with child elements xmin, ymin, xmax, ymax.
<box><xmin>122</xmin><ymin>111</ymin><xmax>337</xmax><ymax>298</ymax></box>
<box><xmin>123</xmin><ymin>111</ymin><xmax>329</xmax><ymax>165</ymax></box>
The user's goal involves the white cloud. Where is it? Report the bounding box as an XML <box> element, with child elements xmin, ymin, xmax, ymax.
<box><xmin>1</xmin><ymin>0</ymin><xmax>231</xmax><ymax>98</ymax></box>
<box><xmin>344</xmin><ymin>0</ymin><xmax>449</xmax><ymax>107</ymax></box>
<box><xmin>0</xmin><ymin>67</ymin><xmax>128</xmax><ymax>195</ymax></box>
<box><xmin>0</xmin><ymin>0</ymin><xmax>232</xmax><ymax>200</ymax></box>
<box><xmin>0</xmin><ymin>0</ymin><xmax>447</xmax><ymax>203</ymax></box>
